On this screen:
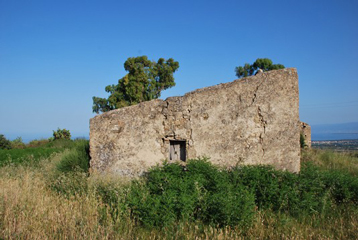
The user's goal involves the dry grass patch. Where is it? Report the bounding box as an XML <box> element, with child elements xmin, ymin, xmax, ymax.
<box><xmin>0</xmin><ymin>154</ymin><xmax>119</xmax><ymax>239</ymax></box>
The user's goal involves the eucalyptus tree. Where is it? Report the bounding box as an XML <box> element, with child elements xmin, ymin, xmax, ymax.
<box><xmin>93</xmin><ymin>56</ymin><xmax>179</xmax><ymax>114</ymax></box>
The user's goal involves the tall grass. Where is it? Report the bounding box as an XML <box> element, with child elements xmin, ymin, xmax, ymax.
<box><xmin>0</xmin><ymin>139</ymin><xmax>87</xmax><ymax>167</ymax></box>
<box><xmin>1</xmin><ymin>147</ymin><xmax>357</xmax><ymax>239</ymax></box>
<box><xmin>302</xmin><ymin>149</ymin><xmax>358</xmax><ymax>176</ymax></box>
<box><xmin>0</xmin><ymin>159</ymin><xmax>120</xmax><ymax>239</ymax></box>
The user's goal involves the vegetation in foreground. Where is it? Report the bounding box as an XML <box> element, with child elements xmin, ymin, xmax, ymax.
<box><xmin>1</xmin><ymin>143</ymin><xmax>357</xmax><ymax>239</ymax></box>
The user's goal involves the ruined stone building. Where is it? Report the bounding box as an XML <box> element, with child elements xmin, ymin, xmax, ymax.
<box><xmin>90</xmin><ymin>68</ymin><xmax>309</xmax><ymax>176</ymax></box>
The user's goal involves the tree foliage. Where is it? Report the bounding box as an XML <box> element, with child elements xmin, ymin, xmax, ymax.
<box><xmin>93</xmin><ymin>56</ymin><xmax>179</xmax><ymax>114</ymax></box>
<box><xmin>11</xmin><ymin>137</ymin><xmax>26</xmax><ymax>149</ymax></box>
<box><xmin>0</xmin><ymin>134</ymin><xmax>12</xmax><ymax>150</ymax></box>
<box><xmin>53</xmin><ymin>128</ymin><xmax>71</xmax><ymax>140</ymax></box>
<box><xmin>235</xmin><ymin>58</ymin><xmax>285</xmax><ymax>78</ymax></box>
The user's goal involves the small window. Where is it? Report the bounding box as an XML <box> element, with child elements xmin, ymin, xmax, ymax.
<box><xmin>169</xmin><ymin>140</ymin><xmax>186</xmax><ymax>161</ymax></box>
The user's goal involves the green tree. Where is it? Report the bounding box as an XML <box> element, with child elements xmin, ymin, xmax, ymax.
<box><xmin>53</xmin><ymin>128</ymin><xmax>71</xmax><ymax>140</ymax></box>
<box><xmin>11</xmin><ymin>137</ymin><xmax>26</xmax><ymax>149</ymax></box>
<box><xmin>0</xmin><ymin>134</ymin><xmax>12</xmax><ymax>150</ymax></box>
<box><xmin>93</xmin><ymin>56</ymin><xmax>179</xmax><ymax>114</ymax></box>
<box><xmin>235</xmin><ymin>58</ymin><xmax>285</xmax><ymax>78</ymax></box>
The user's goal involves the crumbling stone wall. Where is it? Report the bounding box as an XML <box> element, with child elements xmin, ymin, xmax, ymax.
<box><xmin>90</xmin><ymin>68</ymin><xmax>301</xmax><ymax>176</ymax></box>
<box><xmin>300</xmin><ymin>122</ymin><xmax>312</xmax><ymax>148</ymax></box>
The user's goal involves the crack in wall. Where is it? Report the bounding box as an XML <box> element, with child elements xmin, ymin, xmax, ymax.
<box><xmin>250</xmin><ymin>74</ymin><xmax>267</xmax><ymax>106</ymax></box>
<box><xmin>250</xmin><ymin>81</ymin><xmax>263</xmax><ymax>106</ymax></box>
<box><xmin>258</xmin><ymin>106</ymin><xmax>266</xmax><ymax>161</ymax></box>
<box><xmin>257</xmin><ymin>106</ymin><xmax>266</xmax><ymax>134</ymax></box>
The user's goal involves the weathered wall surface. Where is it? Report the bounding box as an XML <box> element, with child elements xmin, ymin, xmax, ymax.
<box><xmin>300</xmin><ymin>122</ymin><xmax>312</xmax><ymax>148</ymax></box>
<box><xmin>90</xmin><ymin>68</ymin><xmax>301</xmax><ymax>176</ymax></box>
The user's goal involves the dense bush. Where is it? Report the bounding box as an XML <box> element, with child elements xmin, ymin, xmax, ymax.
<box><xmin>50</xmin><ymin>140</ymin><xmax>90</xmax><ymax>196</ymax></box>
<box><xmin>0</xmin><ymin>134</ymin><xmax>12</xmax><ymax>150</ymax></box>
<box><xmin>124</xmin><ymin>158</ymin><xmax>358</xmax><ymax>228</ymax></box>
<box><xmin>229</xmin><ymin>165</ymin><xmax>301</xmax><ymax>214</ymax></box>
<box><xmin>229</xmin><ymin>162</ymin><xmax>358</xmax><ymax>217</ymax></box>
<box><xmin>127</xmin><ymin>159</ymin><xmax>256</xmax><ymax>228</ymax></box>
<box><xmin>94</xmin><ymin>180</ymin><xmax>130</xmax><ymax>223</ymax></box>
<box><xmin>56</xmin><ymin>140</ymin><xmax>90</xmax><ymax>173</ymax></box>
<box><xmin>53</xmin><ymin>128</ymin><xmax>71</xmax><ymax>140</ymax></box>
<box><xmin>11</xmin><ymin>137</ymin><xmax>26</xmax><ymax>149</ymax></box>
<box><xmin>321</xmin><ymin>168</ymin><xmax>358</xmax><ymax>204</ymax></box>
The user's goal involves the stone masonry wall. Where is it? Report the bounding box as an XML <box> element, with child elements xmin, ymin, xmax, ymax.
<box><xmin>90</xmin><ymin>68</ymin><xmax>301</xmax><ymax>176</ymax></box>
<box><xmin>300</xmin><ymin>122</ymin><xmax>312</xmax><ymax>148</ymax></box>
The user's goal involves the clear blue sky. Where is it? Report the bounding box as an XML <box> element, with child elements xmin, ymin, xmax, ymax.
<box><xmin>1</xmin><ymin>0</ymin><xmax>358</xmax><ymax>141</ymax></box>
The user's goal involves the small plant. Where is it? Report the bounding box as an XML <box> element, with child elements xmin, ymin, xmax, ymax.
<box><xmin>53</xmin><ymin>128</ymin><xmax>71</xmax><ymax>140</ymax></box>
<box><xmin>0</xmin><ymin>134</ymin><xmax>12</xmax><ymax>149</ymax></box>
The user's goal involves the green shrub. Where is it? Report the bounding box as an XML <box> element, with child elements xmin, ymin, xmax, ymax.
<box><xmin>127</xmin><ymin>159</ymin><xmax>256</xmax><ymax>228</ymax></box>
<box><xmin>56</xmin><ymin>140</ymin><xmax>90</xmax><ymax>173</ymax></box>
<box><xmin>50</xmin><ymin>140</ymin><xmax>90</xmax><ymax>196</ymax></box>
<box><xmin>230</xmin><ymin>165</ymin><xmax>302</xmax><ymax>214</ymax></box>
<box><xmin>229</xmin><ymin>164</ymin><xmax>335</xmax><ymax>217</ymax></box>
<box><xmin>53</xmin><ymin>128</ymin><xmax>71</xmax><ymax>140</ymax></box>
<box><xmin>94</xmin><ymin>180</ymin><xmax>130</xmax><ymax>222</ymax></box>
<box><xmin>299</xmin><ymin>161</ymin><xmax>358</xmax><ymax>206</ymax></box>
<box><xmin>11</xmin><ymin>137</ymin><xmax>26</xmax><ymax>149</ymax></box>
<box><xmin>297</xmin><ymin>162</ymin><xmax>332</xmax><ymax>215</ymax></box>
<box><xmin>27</xmin><ymin>139</ymin><xmax>50</xmax><ymax>148</ymax></box>
<box><xmin>0</xmin><ymin>134</ymin><xmax>12</xmax><ymax>150</ymax></box>
<box><xmin>201</xmin><ymin>181</ymin><xmax>255</xmax><ymax>228</ymax></box>
<box><xmin>321</xmin><ymin>169</ymin><xmax>358</xmax><ymax>204</ymax></box>
<box><xmin>125</xmin><ymin>158</ymin><xmax>358</xmax><ymax>228</ymax></box>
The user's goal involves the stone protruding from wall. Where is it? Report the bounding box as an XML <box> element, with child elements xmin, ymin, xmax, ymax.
<box><xmin>300</xmin><ymin>122</ymin><xmax>312</xmax><ymax>148</ymax></box>
<box><xmin>90</xmin><ymin>68</ymin><xmax>301</xmax><ymax>176</ymax></box>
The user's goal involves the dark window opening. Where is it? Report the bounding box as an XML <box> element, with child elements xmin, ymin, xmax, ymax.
<box><xmin>170</xmin><ymin>140</ymin><xmax>186</xmax><ymax>161</ymax></box>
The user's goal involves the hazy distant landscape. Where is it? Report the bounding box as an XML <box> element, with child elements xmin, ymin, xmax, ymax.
<box><xmin>311</xmin><ymin>122</ymin><xmax>358</xmax><ymax>140</ymax></box>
